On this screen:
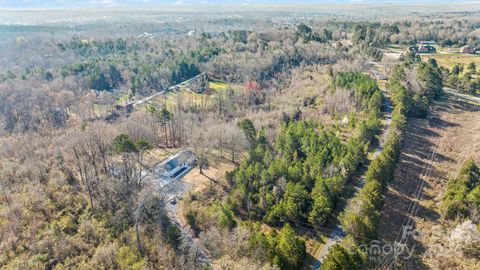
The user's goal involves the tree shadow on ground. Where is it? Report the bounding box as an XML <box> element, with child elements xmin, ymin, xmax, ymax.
<box><xmin>377</xmin><ymin>111</ymin><xmax>453</xmax><ymax>243</ymax></box>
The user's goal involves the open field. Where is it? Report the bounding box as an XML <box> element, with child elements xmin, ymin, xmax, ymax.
<box><xmin>152</xmin><ymin>89</ymin><xmax>210</xmax><ymax>108</ymax></box>
<box><xmin>92</xmin><ymin>102</ymin><xmax>110</xmax><ymax>115</ymax></box>
<box><xmin>209</xmin><ymin>80</ymin><xmax>230</xmax><ymax>91</ymax></box>
<box><xmin>421</xmin><ymin>53</ymin><xmax>480</xmax><ymax>70</ymax></box>
<box><xmin>387</xmin><ymin>45</ymin><xmax>480</xmax><ymax>71</ymax></box>
<box><xmin>377</xmin><ymin>97</ymin><xmax>480</xmax><ymax>269</ymax></box>
<box><xmin>147</xmin><ymin>80</ymin><xmax>242</xmax><ymax>109</ymax></box>
<box><xmin>181</xmin><ymin>154</ymin><xmax>237</xmax><ymax>196</ymax></box>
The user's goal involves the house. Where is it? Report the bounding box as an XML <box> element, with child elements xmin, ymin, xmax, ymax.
<box><xmin>406</xmin><ymin>44</ymin><xmax>436</xmax><ymax>54</ymax></box>
<box><xmin>138</xmin><ymin>32</ymin><xmax>154</xmax><ymax>39</ymax></box>
<box><xmin>460</xmin><ymin>45</ymin><xmax>476</xmax><ymax>54</ymax></box>
<box><xmin>154</xmin><ymin>150</ymin><xmax>195</xmax><ymax>179</ymax></box>
<box><xmin>417</xmin><ymin>45</ymin><xmax>436</xmax><ymax>54</ymax></box>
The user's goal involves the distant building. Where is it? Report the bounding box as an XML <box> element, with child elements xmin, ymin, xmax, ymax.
<box><xmin>420</xmin><ymin>40</ymin><xmax>436</xmax><ymax>45</ymax></box>
<box><xmin>154</xmin><ymin>150</ymin><xmax>195</xmax><ymax>179</ymax></box>
<box><xmin>417</xmin><ymin>45</ymin><xmax>436</xmax><ymax>54</ymax></box>
<box><xmin>407</xmin><ymin>44</ymin><xmax>436</xmax><ymax>54</ymax></box>
<box><xmin>138</xmin><ymin>32</ymin><xmax>154</xmax><ymax>38</ymax></box>
<box><xmin>460</xmin><ymin>45</ymin><xmax>476</xmax><ymax>54</ymax></box>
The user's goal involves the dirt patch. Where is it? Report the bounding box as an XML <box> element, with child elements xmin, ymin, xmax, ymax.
<box><xmin>182</xmin><ymin>155</ymin><xmax>236</xmax><ymax>194</ymax></box>
<box><xmin>376</xmin><ymin>96</ymin><xmax>480</xmax><ymax>269</ymax></box>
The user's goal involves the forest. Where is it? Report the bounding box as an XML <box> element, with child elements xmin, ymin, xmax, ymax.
<box><xmin>0</xmin><ymin>4</ymin><xmax>479</xmax><ymax>270</ymax></box>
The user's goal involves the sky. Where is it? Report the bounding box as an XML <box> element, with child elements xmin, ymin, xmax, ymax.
<box><xmin>0</xmin><ymin>0</ymin><xmax>469</xmax><ymax>9</ymax></box>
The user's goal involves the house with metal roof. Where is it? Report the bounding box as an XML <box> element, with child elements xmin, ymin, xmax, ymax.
<box><xmin>154</xmin><ymin>149</ymin><xmax>195</xmax><ymax>180</ymax></box>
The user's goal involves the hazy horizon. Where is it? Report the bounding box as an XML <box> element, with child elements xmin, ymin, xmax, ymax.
<box><xmin>0</xmin><ymin>0</ymin><xmax>476</xmax><ymax>9</ymax></box>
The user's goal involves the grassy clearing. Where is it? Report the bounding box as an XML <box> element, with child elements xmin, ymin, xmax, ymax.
<box><xmin>209</xmin><ymin>80</ymin><xmax>229</xmax><ymax>91</ymax></box>
<box><xmin>147</xmin><ymin>79</ymin><xmax>242</xmax><ymax>110</ymax></box>
<box><xmin>150</xmin><ymin>90</ymin><xmax>211</xmax><ymax>109</ymax></box>
<box><xmin>387</xmin><ymin>45</ymin><xmax>468</xmax><ymax>58</ymax></box>
<box><xmin>377</xmin><ymin>98</ymin><xmax>480</xmax><ymax>269</ymax></box>
<box><xmin>437</xmin><ymin>47</ymin><xmax>461</xmax><ymax>53</ymax></box>
<box><xmin>152</xmin><ymin>90</ymin><xmax>214</xmax><ymax>110</ymax></box>
<box><xmin>117</xmin><ymin>93</ymin><xmax>131</xmax><ymax>104</ymax></box>
<box><xmin>421</xmin><ymin>53</ymin><xmax>480</xmax><ymax>70</ymax></box>
<box><xmin>377</xmin><ymin>79</ymin><xmax>387</xmax><ymax>90</ymax></box>
<box><xmin>181</xmin><ymin>153</ymin><xmax>237</xmax><ymax>194</ymax></box>
<box><xmin>92</xmin><ymin>103</ymin><xmax>109</xmax><ymax>115</ymax></box>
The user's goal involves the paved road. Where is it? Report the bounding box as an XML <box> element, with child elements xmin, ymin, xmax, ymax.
<box><xmin>444</xmin><ymin>87</ymin><xmax>480</xmax><ymax>104</ymax></box>
<box><xmin>310</xmin><ymin>96</ymin><xmax>393</xmax><ymax>270</ymax></box>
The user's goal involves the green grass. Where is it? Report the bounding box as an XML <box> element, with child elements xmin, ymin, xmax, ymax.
<box><xmin>209</xmin><ymin>80</ymin><xmax>229</xmax><ymax>91</ymax></box>
<box><xmin>437</xmin><ymin>47</ymin><xmax>460</xmax><ymax>53</ymax></box>
<box><xmin>92</xmin><ymin>103</ymin><xmax>109</xmax><ymax>115</ymax></box>
<box><xmin>148</xmin><ymin>79</ymin><xmax>242</xmax><ymax>110</ymax></box>
<box><xmin>117</xmin><ymin>93</ymin><xmax>132</xmax><ymax>104</ymax></box>
<box><xmin>421</xmin><ymin>53</ymin><xmax>480</xmax><ymax>70</ymax></box>
<box><xmin>150</xmin><ymin>90</ymin><xmax>211</xmax><ymax>109</ymax></box>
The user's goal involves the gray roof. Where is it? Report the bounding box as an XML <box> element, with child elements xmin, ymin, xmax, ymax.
<box><xmin>158</xmin><ymin>149</ymin><xmax>194</xmax><ymax>172</ymax></box>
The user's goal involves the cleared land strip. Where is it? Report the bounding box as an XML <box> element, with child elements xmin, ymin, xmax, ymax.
<box><xmin>376</xmin><ymin>96</ymin><xmax>480</xmax><ymax>269</ymax></box>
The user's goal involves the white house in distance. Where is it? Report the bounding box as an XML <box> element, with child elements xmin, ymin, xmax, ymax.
<box><xmin>154</xmin><ymin>150</ymin><xmax>195</xmax><ymax>180</ymax></box>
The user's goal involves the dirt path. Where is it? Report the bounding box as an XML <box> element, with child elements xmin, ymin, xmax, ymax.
<box><xmin>376</xmin><ymin>96</ymin><xmax>480</xmax><ymax>269</ymax></box>
<box><xmin>444</xmin><ymin>88</ymin><xmax>480</xmax><ymax>104</ymax></box>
